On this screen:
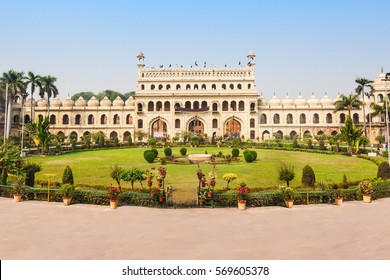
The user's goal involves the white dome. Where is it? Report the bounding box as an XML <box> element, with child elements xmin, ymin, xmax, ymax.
<box><xmin>63</xmin><ymin>96</ymin><xmax>74</xmax><ymax>107</ymax></box>
<box><xmin>113</xmin><ymin>96</ymin><xmax>125</xmax><ymax>106</ymax></box>
<box><xmin>320</xmin><ymin>94</ymin><xmax>333</xmax><ymax>106</ymax></box>
<box><xmin>307</xmin><ymin>94</ymin><xmax>320</xmax><ymax>106</ymax></box>
<box><xmin>268</xmin><ymin>94</ymin><xmax>281</xmax><ymax>106</ymax></box>
<box><xmin>333</xmin><ymin>94</ymin><xmax>341</xmax><ymax>103</ymax></box>
<box><xmin>75</xmin><ymin>96</ymin><xmax>87</xmax><ymax>106</ymax></box>
<box><xmin>37</xmin><ymin>98</ymin><xmax>48</xmax><ymax>107</ymax></box>
<box><xmin>282</xmin><ymin>93</ymin><xmax>293</xmax><ymax>106</ymax></box>
<box><xmin>294</xmin><ymin>93</ymin><xmax>306</xmax><ymax>106</ymax></box>
<box><xmin>125</xmin><ymin>96</ymin><xmax>135</xmax><ymax>106</ymax></box>
<box><xmin>87</xmin><ymin>96</ymin><xmax>99</xmax><ymax>106</ymax></box>
<box><xmin>26</xmin><ymin>98</ymin><xmax>37</xmax><ymax>107</ymax></box>
<box><xmin>100</xmin><ymin>96</ymin><xmax>112</xmax><ymax>106</ymax></box>
<box><xmin>51</xmin><ymin>97</ymin><xmax>62</xmax><ymax>107</ymax></box>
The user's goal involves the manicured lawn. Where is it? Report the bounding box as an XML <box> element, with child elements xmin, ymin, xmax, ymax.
<box><xmin>30</xmin><ymin>147</ymin><xmax>377</xmax><ymax>203</ymax></box>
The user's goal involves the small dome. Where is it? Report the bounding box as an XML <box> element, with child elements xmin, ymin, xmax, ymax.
<box><xmin>87</xmin><ymin>96</ymin><xmax>99</xmax><ymax>106</ymax></box>
<box><xmin>333</xmin><ymin>94</ymin><xmax>341</xmax><ymax>103</ymax></box>
<box><xmin>268</xmin><ymin>93</ymin><xmax>281</xmax><ymax>106</ymax></box>
<box><xmin>125</xmin><ymin>96</ymin><xmax>136</xmax><ymax>106</ymax></box>
<box><xmin>100</xmin><ymin>96</ymin><xmax>112</xmax><ymax>106</ymax></box>
<box><xmin>137</xmin><ymin>51</ymin><xmax>144</xmax><ymax>58</ymax></box>
<box><xmin>37</xmin><ymin>98</ymin><xmax>48</xmax><ymax>107</ymax></box>
<box><xmin>247</xmin><ymin>51</ymin><xmax>255</xmax><ymax>57</ymax></box>
<box><xmin>282</xmin><ymin>93</ymin><xmax>293</xmax><ymax>106</ymax></box>
<box><xmin>113</xmin><ymin>96</ymin><xmax>125</xmax><ymax>106</ymax></box>
<box><xmin>320</xmin><ymin>94</ymin><xmax>333</xmax><ymax>106</ymax></box>
<box><xmin>307</xmin><ymin>94</ymin><xmax>320</xmax><ymax>106</ymax></box>
<box><xmin>75</xmin><ymin>96</ymin><xmax>87</xmax><ymax>106</ymax></box>
<box><xmin>63</xmin><ymin>96</ymin><xmax>74</xmax><ymax>107</ymax></box>
<box><xmin>51</xmin><ymin>97</ymin><xmax>62</xmax><ymax>107</ymax></box>
<box><xmin>26</xmin><ymin>98</ymin><xmax>37</xmax><ymax>107</ymax></box>
<box><xmin>294</xmin><ymin>93</ymin><xmax>306</xmax><ymax>106</ymax></box>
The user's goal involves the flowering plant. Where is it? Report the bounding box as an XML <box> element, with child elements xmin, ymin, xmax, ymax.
<box><xmin>156</xmin><ymin>166</ymin><xmax>167</xmax><ymax>182</ymax></box>
<box><xmin>279</xmin><ymin>185</ymin><xmax>296</xmax><ymax>201</ymax></box>
<box><xmin>209</xmin><ymin>169</ymin><xmax>216</xmax><ymax>181</ymax></box>
<box><xmin>108</xmin><ymin>186</ymin><xmax>121</xmax><ymax>201</ymax></box>
<box><xmin>223</xmin><ymin>173</ymin><xmax>237</xmax><ymax>189</ymax></box>
<box><xmin>236</xmin><ymin>182</ymin><xmax>250</xmax><ymax>201</ymax></box>
<box><xmin>359</xmin><ymin>180</ymin><xmax>373</xmax><ymax>195</ymax></box>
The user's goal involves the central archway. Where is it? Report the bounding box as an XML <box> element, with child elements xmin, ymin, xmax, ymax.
<box><xmin>151</xmin><ymin>118</ymin><xmax>167</xmax><ymax>138</ymax></box>
<box><xmin>225</xmin><ymin>117</ymin><xmax>241</xmax><ymax>139</ymax></box>
<box><xmin>188</xmin><ymin>118</ymin><xmax>204</xmax><ymax>135</ymax></box>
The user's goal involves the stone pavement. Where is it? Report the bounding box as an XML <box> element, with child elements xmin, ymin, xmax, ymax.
<box><xmin>1</xmin><ymin>197</ymin><xmax>390</xmax><ymax>260</ymax></box>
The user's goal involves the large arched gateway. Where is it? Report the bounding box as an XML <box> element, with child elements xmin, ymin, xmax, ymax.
<box><xmin>188</xmin><ymin>118</ymin><xmax>204</xmax><ymax>135</ymax></box>
<box><xmin>151</xmin><ymin>118</ymin><xmax>167</xmax><ymax>138</ymax></box>
<box><xmin>225</xmin><ymin>117</ymin><xmax>241</xmax><ymax>139</ymax></box>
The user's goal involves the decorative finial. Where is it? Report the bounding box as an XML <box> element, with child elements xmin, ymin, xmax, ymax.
<box><xmin>382</xmin><ymin>67</ymin><xmax>384</xmax><ymax>73</ymax></box>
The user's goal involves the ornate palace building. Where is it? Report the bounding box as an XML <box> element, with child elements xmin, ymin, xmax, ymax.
<box><xmin>3</xmin><ymin>52</ymin><xmax>389</xmax><ymax>142</ymax></box>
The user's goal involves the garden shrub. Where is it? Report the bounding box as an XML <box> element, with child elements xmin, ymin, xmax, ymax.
<box><xmin>164</xmin><ymin>147</ymin><xmax>172</xmax><ymax>156</ymax></box>
<box><xmin>151</xmin><ymin>148</ymin><xmax>158</xmax><ymax>158</ymax></box>
<box><xmin>144</xmin><ymin>151</ymin><xmax>156</xmax><ymax>163</ymax></box>
<box><xmin>23</xmin><ymin>162</ymin><xmax>42</xmax><ymax>187</ymax></box>
<box><xmin>319</xmin><ymin>139</ymin><xmax>326</xmax><ymax>150</ymax></box>
<box><xmin>377</xmin><ymin>162</ymin><xmax>390</xmax><ymax>179</ymax></box>
<box><xmin>243</xmin><ymin>150</ymin><xmax>257</xmax><ymax>162</ymax></box>
<box><xmin>180</xmin><ymin>147</ymin><xmax>187</xmax><ymax>156</ymax></box>
<box><xmin>231</xmin><ymin>148</ymin><xmax>240</xmax><ymax>157</ymax></box>
<box><xmin>292</xmin><ymin>138</ymin><xmax>299</xmax><ymax>148</ymax></box>
<box><xmin>307</xmin><ymin>139</ymin><xmax>313</xmax><ymax>149</ymax></box>
<box><xmin>62</xmin><ymin>166</ymin><xmax>74</xmax><ymax>185</ymax></box>
<box><xmin>148</xmin><ymin>138</ymin><xmax>157</xmax><ymax>147</ymax></box>
<box><xmin>301</xmin><ymin>165</ymin><xmax>315</xmax><ymax>188</ymax></box>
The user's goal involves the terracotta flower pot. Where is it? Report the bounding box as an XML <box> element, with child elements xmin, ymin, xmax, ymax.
<box><xmin>335</xmin><ymin>197</ymin><xmax>343</xmax><ymax>206</ymax></box>
<box><xmin>110</xmin><ymin>200</ymin><xmax>118</xmax><ymax>209</ymax></box>
<box><xmin>13</xmin><ymin>194</ymin><xmax>22</xmax><ymax>203</ymax></box>
<box><xmin>159</xmin><ymin>196</ymin><xmax>165</xmax><ymax>203</ymax></box>
<box><xmin>238</xmin><ymin>200</ymin><xmax>246</xmax><ymax>211</ymax></box>
<box><xmin>158</xmin><ymin>182</ymin><xmax>162</xmax><ymax>188</ymax></box>
<box><xmin>285</xmin><ymin>200</ymin><xmax>294</xmax><ymax>208</ymax></box>
<box><xmin>207</xmin><ymin>192</ymin><xmax>213</xmax><ymax>198</ymax></box>
<box><xmin>210</xmin><ymin>180</ymin><xmax>216</xmax><ymax>187</ymax></box>
<box><xmin>199</xmin><ymin>200</ymin><xmax>204</xmax><ymax>205</ymax></box>
<box><xmin>363</xmin><ymin>194</ymin><xmax>372</xmax><ymax>203</ymax></box>
<box><xmin>63</xmin><ymin>197</ymin><xmax>72</xmax><ymax>206</ymax></box>
<box><xmin>147</xmin><ymin>181</ymin><xmax>152</xmax><ymax>187</ymax></box>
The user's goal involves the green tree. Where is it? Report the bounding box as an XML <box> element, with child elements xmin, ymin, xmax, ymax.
<box><xmin>96</xmin><ymin>90</ymin><xmax>123</xmax><ymax>101</ymax></box>
<box><xmin>278</xmin><ymin>162</ymin><xmax>295</xmax><ymax>187</ymax></box>
<box><xmin>35</xmin><ymin>116</ymin><xmax>51</xmax><ymax>154</ymax></box>
<box><xmin>71</xmin><ymin>91</ymin><xmax>95</xmax><ymax>102</ymax></box>
<box><xmin>92</xmin><ymin>131</ymin><xmax>106</xmax><ymax>148</ymax></box>
<box><xmin>110</xmin><ymin>165</ymin><xmax>124</xmax><ymax>188</ymax></box>
<box><xmin>333</xmin><ymin>93</ymin><xmax>362</xmax><ymax>116</ymax></box>
<box><xmin>134</xmin><ymin>130</ymin><xmax>147</xmax><ymax>141</ymax></box>
<box><xmin>62</xmin><ymin>165</ymin><xmax>74</xmax><ymax>185</ymax></box>
<box><xmin>340</xmin><ymin>115</ymin><xmax>363</xmax><ymax>155</ymax></box>
<box><xmin>370</xmin><ymin>102</ymin><xmax>389</xmax><ymax>126</ymax></box>
<box><xmin>24</xmin><ymin>71</ymin><xmax>41</xmax><ymax>121</ymax></box>
<box><xmin>0</xmin><ymin>142</ymin><xmax>23</xmax><ymax>185</ymax></box>
<box><xmin>39</xmin><ymin>75</ymin><xmax>59</xmax><ymax>116</ymax></box>
<box><xmin>121</xmin><ymin>168</ymin><xmax>145</xmax><ymax>190</ymax></box>
<box><xmin>355</xmin><ymin>78</ymin><xmax>373</xmax><ymax>136</ymax></box>
<box><xmin>377</xmin><ymin>162</ymin><xmax>390</xmax><ymax>179</ymax></box>
<box><xmin>181</xmin><ymin>131</ymin><xmax>191</xmax><ymax>144</ymax></box>
<box><xmin>22</xmin><ymin>162</ymin><xmax>42</xmax><ymax>187</ymax></box>
<box><xmin>301</xmin><ymin>165</ymin><xmax>316</xmax><ymax>188</ymax></box>
<box><xmin>82</xmin><ymin>134</ymin><xmax>92</xmax><ymax>149</ymax></box>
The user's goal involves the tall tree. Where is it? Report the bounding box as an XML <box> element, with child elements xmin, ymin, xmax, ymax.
<box><xmin>0</xmin><ymin>70</ymin><xmax>25</xmax><ymax>139</ymax></box>
<box><xmin>355</xmin><ymin>78</ymin><xmax>373</xmax><ymax>136</ymax></box>
<box><xmin>39</xmin><ymin>75</ymin><xmax>58</xmax><ymax>116</ymax></box>
<box><xmin>340</xmin><ymin>114</ymin><xmax>363</xmax><ymax>155</ymax></box>
<box><xmin>333</xmin><ymin>93</ymin><xmax>362</xmax><ymax>116</ymax></box>
<box><xmin>24</xmin><ymin>72</ymin><xmax>41</xmax><ymax>121</ymax></box>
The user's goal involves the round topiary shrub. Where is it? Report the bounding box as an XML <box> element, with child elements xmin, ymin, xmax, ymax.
<box><xmin>180</xmin><ymin>147</ymin><xmax>187</xmax><ymax>156</ymax></box>
<box><xmin>231</xmin><ymin>148</ymin><xmax>240</xmax><ymax>157</ymax></box>
<box><xmin>144</xmin><ymin>151</ymin><xmax>157</xmax><ymax>163</ymax></box>
<box><xmin>151</xmin><ymin>148</ymin><xmax>158</xmax><ymax>158</ymax></box>
<box><xmin>377</xmin><ymin>161</ymin><xmax>390</xmax><ymax>179</ymax></box>
<box><xmin>164</xmin><ymin>147</ymin><xmax>172</xmax><ymax>156</ymax></box>
<box><xmin>243</xmin><ymin>150</ymin><xmax>257</xmax><ymax>163</ymax></box>
<box><xmin>148</xmin><ymin>138</ymin><xmax>157</xmax><ymax>147</ymax></box>
<box><xmin>301</xmin><ymin>164</ymin><xmax>316</xmax><ymax>188</ymax></box>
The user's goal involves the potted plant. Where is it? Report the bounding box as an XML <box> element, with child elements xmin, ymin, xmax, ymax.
<box><xmin>12</xmin><ymin>175</ymin><xmax>26</xmax><ymax>203</ymax></box>
<box><xmin>279</xmin><ymin>185</ymin><xmax>297</xmax><ymax>208</ymax></box>
<box><xmin>332</xmin><ymin>184</ymin><xmax>343</xmax><ymax>206</ymax></box>
<box><xmin>108</xmin><ymin>186</ymin><xmax>121</xmax><ymax>209</ymax></box>
<box><xmin>359</xmin><ymin>180</ymin><xmax>373</xmax><ymax>203</ymax></box>
<box><xmin>236</xmin><ymin>182</ymin><xmax>250</xmax><ymax>210</ymax></box>
<box><xmin>209</xmin><ymin>169</ymin><xmax>216</xmax><ymax>187</ymax></box>
<box><xmin>198</xmin><ymin>191</ymin><xmax>207</xmax><ymax>206</ymax></box>
<box><xmin>59</xmin><ymin>183</ymin><xmax>75</xmax><ymax>206</ymax></box>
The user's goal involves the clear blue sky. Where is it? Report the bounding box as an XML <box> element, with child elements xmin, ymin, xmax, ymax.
<box><xmin>1</xmin><ymin>0</ymin><xmax>389</xmax><ymax>100</ymax></box>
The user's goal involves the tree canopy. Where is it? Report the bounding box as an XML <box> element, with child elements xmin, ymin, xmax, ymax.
<box><xmin>71</xmin><ymin>90</ymin><xmax>135</xmax><ymax>102</ymax></box>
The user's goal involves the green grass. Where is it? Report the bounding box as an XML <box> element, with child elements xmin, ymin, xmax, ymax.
<box><xmin>29</xmin><ymin>147</ymin><xmax>378</xmax><ymax>203</ymax></box>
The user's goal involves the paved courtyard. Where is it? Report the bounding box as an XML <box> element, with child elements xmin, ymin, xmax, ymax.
<box><xmin>1</xmin><ymin>197</ymin><xmax>390</xmax><ymax>260</ymax></box>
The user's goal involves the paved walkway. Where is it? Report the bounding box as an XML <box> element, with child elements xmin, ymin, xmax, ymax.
<box><xmin>1</xmin><ymin>197</ymin><xmax>390</xmax><ymax>260</ymax></box>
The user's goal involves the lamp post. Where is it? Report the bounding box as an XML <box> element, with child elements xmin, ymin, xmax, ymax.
<box><xmin>3</xmin><ymin>83</ymin><xmax>9</xmax><ymax>141</ymax></box>
<box><xmin>365</xmin><ymin>92</ymin><xmax>374</xmax><ymax>154</ymax></box>
<box><xmin>384</xmin><ymin>73</ymin><xmax>390</xmax><ymax>164</ymax></box>
<box><xmin>20</xmin><ymin>91</ymin><xmax>29</xmax><ymax>157</ymax></box>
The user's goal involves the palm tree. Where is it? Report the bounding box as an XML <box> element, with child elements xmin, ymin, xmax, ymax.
<box><xmin>24</xmin><ymin>72</ymin><xmax>41</xmax><ymax>121</ymax></box>
<box><xmin>355</xmin><ymin>78</ymin><xmax>373</xmax><ymax>136</ymax></box>
<box><xmin>333</xmin><ymin>93</ymin><xmax>362</xmax><ymax>116</ymax></box>
<box><xmin>370</xmin><ymin>102</ymin><xmax>388</xmax><ymax>123</ymax></box>
<box><xmin>39</xmin><ymin>75</ymin><xmax>58</xmax><ymax>116</ymax></box>
<box><xmin>0</xmin><ymin>70</ymin><xmax>25</xmax><ymax>139</ymax></box>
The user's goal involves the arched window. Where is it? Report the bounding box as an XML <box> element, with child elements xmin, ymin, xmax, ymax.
<box><xmin>113</xmin><ymin>114</ymin><xmax>120</xmax><ymax>124</ymax></box>
<box><xmin>287</xmin><ymin>114</ymin><xmax>293</xmax><ymax>124</ymax></box>
<box><xmin>331</xmin><ymin>130</ymin><xmax>338</xmax><ymax>136</ymax></box>
<box><xmin>174</xmin><ymin>102</ymin><xmax>180</xmax><ymax>111</ymax></box>
<box><xmin>151</xmin><ymin>84</ymin><xmax>155</xmax><ymax>90</ymax></box>
<box><xmin>175</xmin><ymin>119</ymin><xmax>180</xmax><ymax>128</ymax></box>
<box><xmin>230</xmin><ymin>84</ymin><xmax>234</xmax><ymax>90</ymax></box>
<box><xmin>201</xmin><ymin>84</ymin><xmax>206</xmax><ymax>90</ymax></box>
<box><xmin>377</xmin><ymin>94</ymin><xmax>383</xmax><ymax>103</ymax></box>
<box><xmin>212</xmin><ymin>103</ymin><xmax>218</xmax><ymax>111</ymax></box>
<box><xmin>164</xmin><ymin>101</ymin><xmax>170</xmax><ymax>111</ymax></box>
<box><xmin>237</xmin><ymin>84</ymin><xmax>242</xmax><ymax>90</ymax></box>
<box><xmin>248</xmin><ymin>84</ymin><xmax>251</xmax><ymax>89</ymax></box>
<box><xmin>231</xmin><ymin>101</ymin><xmax>237</xmax><ymax>111</ymax></box>
<box><xmin>193</xmin><ymin>101</ymin><xmax>199</xmax><ymax>109</ymax></box>
<box><xmin>211</xmin><ymin>84</ymin><xmax>216</xmax><ymax>90</ymax></box>
<box><xmin>340</xmin><ymin>113</ymin><xmax>346</xmax><ymax>124</ymax></box>
<box><xmin>156</xmin><ymin>101</ymin><xmax>162</xmax><ymax>111</ymax></box>
<box><xmin>222</xmin><ymin>84</ymin><xmax>226</xmax><ymax>90</ymax></box>
<box><xmin>123</xmin><ymin>131</ymin><xmax>131</xmax><ymax>141</ymax></box>
<box><xmin>110</xmin><ymin>131</ymin><xmax>118</xmax><ymax>140</ymax></box>
<box><xmin>186</xmin><ymin>84</ymin><xmax>191</xmax><ymax>90</ymax></box>
<box><xmin>313</xmin><ymin>113</ymin><xmax>319</xmax><ymax>124</ymax></box>
<box><xmin>222</xmin><ymin>101</ymin><xmax>228</xmax><ymax>111</ymax></box>
<box><xmin>158</xmin><ymin>84</ymin><xmax>163</xmax><ymax>90</ymax></box>
<box><xmin>194</xmin><ymin>84</ymin><xmax>199</xmax><ymax>90</ymax></box>
<box><xmin>70</xmin><ymin>131</ymin><xmax>78</xmax><ymax>141</ymax></box>
<box><xmin>250</xmin><ymin>102</ymin><xmax>255</xmax><ymax>111</ymax></box>
<box><xmin>273</xmin><ymin>114</ymin><xmax>280</xmax><ymax>124</ymax></box>
<box><xmin>75</xmin><ymin>114</ymin><xmax>81</xmax><ymax>125</ymax></box>
<box><xmin>88</xmin><ymin>114</ymin><xmax>94</xmax><ymax>124</ymax></box>
<box><xmin>62</xmin><ymin>114</ymin><xmax>69</xmax><ymax>125</ymax></box>
<box><xmin>13</xmin><ymin>115</ymin><xmax>19</xmax><ymax>123</ymax></box>
<box><xmin>238</xmin><ymin>101</ymin><xmax>244</xmax><ymax>111</ymax></box>
<box><xmin>185</xmin><ymin>101</ymin><xmax>191</xmax><ymax>109</ymax></box>
<box><xmin>300</xmin><ymin>114</ymin><xmax>306</xmax><ymax>124</ymax></box>
<box><xmin>176</xmin><ymin>84</ymin><xmax>181</xmax><ymax>90</ymax></box>
<box><xmin>166</xmin><ymin>84</ymin><xmax>171</xmax><ymax>90</ymax></box>
<box><xmin>126</xmin><ymin>114</ymin><xmax>133</xmax><ymax>125</ymax></box>
<box><xmin>141</xmin><ymin>84</ymin><xmax>145</xmax><ymax>90</ymax></box>
<box><xmin>326</xmin><ymin>113</ymin><xmax>333</xmax><ymax>124</ymax></box>
<box><xmin>24</xmin><ymin>115</ymin><xmax>30</xmax><ymax>123</ymax></box>
<box><xmin>50</xmin><ymin>115</ymin><xmax>56</xmax><ymax>124</ymax></box>
<box><xmin>250</xmin><ymin>130</ymin><xmax>255</xmax><ymax>139</ymax></box>
<box><xmin>212</xmin><ymin>118</ymin><xmax>218</xmax><ymax>128</ymax></box>
<box><xmin>148</xmin><ymin>101</ymin><xmax>154</xmax><ymax>111</ymax></box>
<box><xmin>38</xmin><ymin>114</ymin><xmax>43</xmax><ymax>122</ymax></box>
<box><xmin>137</xmin><ymin>103</ymin><xmax>143</xmax><ymax>112</ymax></box>
<box><xmin>353</xmin><ymin>113</ymin><xmax>359</xmax><ymax>124</ymax></box>
<box><xmin>100</xmin><ymin>114</ymin><xmax>107</xmax><ymax>125</ymax></box>
<box><xmin>260</xmin><ymin>114</ymin><xmax>267</xmax><ymax>124</ymax></box>
<box><xmin>250</xmin><ymin>118</ymin><xmax>255</xmax><ymax>128</ymax></box>
<box><xmin>201</xmin><ymin>101</ymin><xmax>207</xmax><ymax>108</ymax></box>
<box><xmin>138</xmin><ymin>119</ymin><xmax>143</xmax><ymax>128</ymax></box>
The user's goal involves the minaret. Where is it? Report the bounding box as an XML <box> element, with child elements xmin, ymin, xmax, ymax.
<box><xmin>247</xmin><ymin>51</ymin><xmax>256</xmax><ymax>67</ymax></box>
<box><xmin>137</xmin><ymin>51</ymin><xmax>145</xmax><ymax>78</ymax></box>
